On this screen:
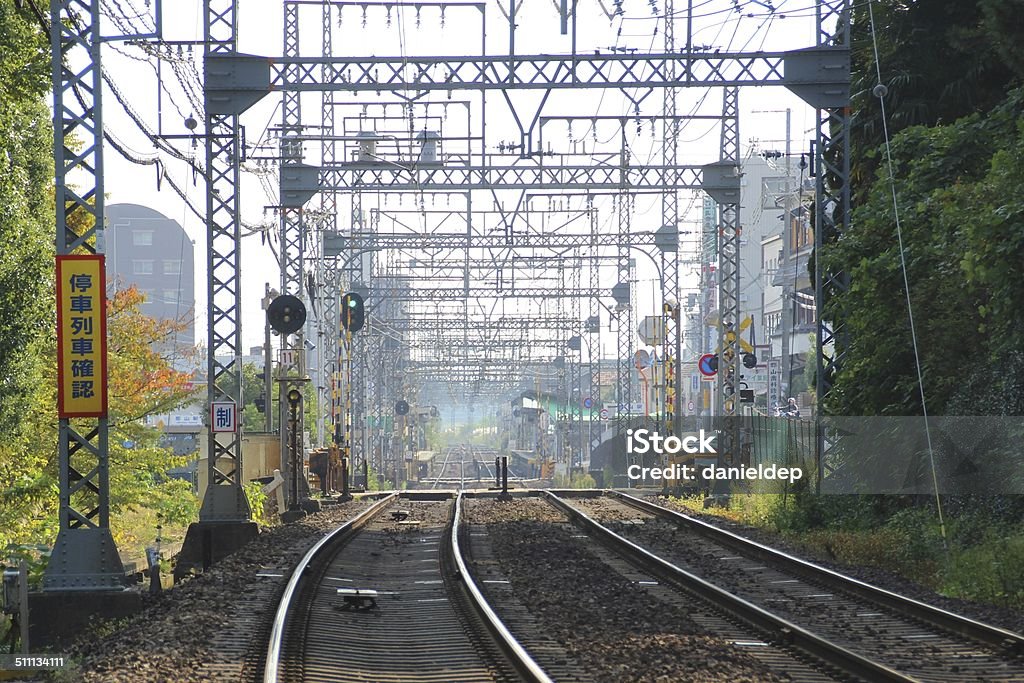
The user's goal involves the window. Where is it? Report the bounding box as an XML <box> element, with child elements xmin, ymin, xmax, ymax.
<box><xmin>163</xmin><ymin>260</ymin><xmax>181</xmax><ymax>275</ymax></box>
<box><xmin>132</xmin><ymin>259</ymin><xmax>154</xmax><ymax>275</ymax></box>
<box><xmin>132</xmin><ymin>230</ymin><xmax>154</xmax><ymax>246</ymax></box>
<box><xmin>163</xmin><ymin>289</ymin><xmax>179</xmax><ymax>304</ymax></box>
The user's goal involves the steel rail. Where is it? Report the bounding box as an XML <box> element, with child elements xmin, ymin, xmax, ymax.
<box><xmin>612</xmin><ymin>491</ymin><xmax>1024</xmax><ymax>654</ymax></box>
<box><xmin>430</xmin><ymin>446</ymin><xmax>454</xmax><ymax>490</ymax></box>
<box><xmin>451</xmin><ymin>492</ymin><xmax>554</xmax><ymax>683</ymax></box>
<box><xmin>262</xmin><ymin>494</ymin><xmax>397</xmax><ymax>683</ymax></box>
<box><xmin>544</xmin><ymin>491</ymin><xmax>919</xmax><ymax>683</ymax></box>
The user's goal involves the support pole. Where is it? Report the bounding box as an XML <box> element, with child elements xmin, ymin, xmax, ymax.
<box><xmin>44</xmin><ymin>0</ymin><xmax>125</xmax><ymax>591</ymax></box>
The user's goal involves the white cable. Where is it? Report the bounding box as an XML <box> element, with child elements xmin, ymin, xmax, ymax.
<box><xmin>868</xmin><ymin>0</ymin><xmax>946</xmax><ymax>543</ymax></box>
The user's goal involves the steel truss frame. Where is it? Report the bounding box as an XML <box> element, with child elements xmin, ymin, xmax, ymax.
<box><xmin>278</xmin><ymin>1</ymin><xmax>307</xmax><ymax>505</ymax></box>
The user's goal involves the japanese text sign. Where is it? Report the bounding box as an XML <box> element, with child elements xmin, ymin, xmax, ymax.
<box><xmin>57</xmin><ymin>255</ymin><xmax>108</xmax><ymax>417</ymax></box>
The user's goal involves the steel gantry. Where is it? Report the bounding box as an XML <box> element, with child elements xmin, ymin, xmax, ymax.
<box><xmin>197</xmin><ymin>1</ymin><xmax>849</xmax><ymax>501</ymax></box>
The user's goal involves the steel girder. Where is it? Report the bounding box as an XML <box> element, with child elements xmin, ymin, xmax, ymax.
<box><xmin>384</xmin><ymin>317</ymin><xmax>583</xmax><ymax>332</ymax></box>
<box><xmin>207</xmin><ymin>47</ymin><xmax>847</xmax><ymax>104</ymax></box>
<box><xmin>361</xmin><ymin>286</ymin><xmax>606</xmax><ymax>300</ymax></box>
<box><xmin>325</xmin><ymin>230</ymin><xmax>661</xmax><ymax>252</ymax></box>
<box><xmin>44</xmin><ymin>0</ymin><xmax>125</xmax><ymax>591</ymax></box>
<box><xmin>265</xmin><ymin>50</ymin><xmax>808</xmax><ymax>92</ymax></box>
<box><xmin>291</xmin><ymin>161</ymin><xmax>708</xmax><ymax>192</ymax></box>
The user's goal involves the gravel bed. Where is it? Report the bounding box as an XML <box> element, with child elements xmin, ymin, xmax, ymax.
<box><xmin>470</xmin><ymin>498</ymin><xmax>788</xmax><ymax>683</ymax></box>
<box><xmin>586</xmin><ymin>498</ymin><xmax>1024</xmax><ymax>681</ymax></box>
<box><xmin>570</xmin><ymin>497</ymin><xmax>656</xmax><ymax>523</ymax></box>
<box><xmin>464</xmin><ymin>496</ymin><xmax>566</xmax><ymax>524</ymax></box>
<box><xmin>50</xmin><ymin>498</ymin><xmax>377</xmax><ymax>683</ymax></box>
<box><xmin>655</xmin><ymin>496</ymin><xmax>1024</xmax><ymax>634</ymax></box>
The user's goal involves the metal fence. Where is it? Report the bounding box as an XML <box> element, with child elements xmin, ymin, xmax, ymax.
<box><xmin>749</xmin><ymin>413</ymin><xmax>816</xmax><ymax>472</ymax></box>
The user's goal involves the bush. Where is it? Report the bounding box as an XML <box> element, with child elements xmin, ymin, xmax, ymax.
<box><xmin>243</xmin><ymin>481</ymin><xmax>269</xmax><ymax>526</ymax></box>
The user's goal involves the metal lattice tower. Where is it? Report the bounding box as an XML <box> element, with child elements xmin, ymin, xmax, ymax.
<box><xmin>348</xmin><ymin>193</ymin><xmax>367</xmax><ymax>476</ymax></box>
<box><xmin>199</xmin><ymin>0</ymin><xmax>250</xmax><ymax>521</ymax></box>
<box><xmin>715</xmin><ymin>86</ymin><xmax>742</xmax><ymax>467</ymax></box>
<box><xmin>278</xmin><ymin>1</ymin><xmax>307</xmax><ymax>501</ymax></box>
<box><xmin>587</xmin><ymin>197</ymin><xmax>603</xmax><ymax>459</ymax></box>
<box><xmin>814</xmin><ymin>2</ymin><xmax>852</xmax><ymax>484</ymax></box>
<box><xmin>615</xmin><ymin>190</ymin><xmax>634</xmax><ymax>442</ymax></box>
<box><xmin>44</xmin><ymin>0</ymin><xmax>125</xmax><ymax>590</ymax></box>
<box><xmin>661</xmin><ymin>0</ymin><xmax>681</xmax><ymax>437</ymax></box>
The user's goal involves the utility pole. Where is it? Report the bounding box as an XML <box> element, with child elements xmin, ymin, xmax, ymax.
<box><xmin>263</xmin><ymin>284</ymin><xmax>275</xmax><ymax>433</ymax></box>
<box><xmin>779</xmin><ymin>108</ymin><xmax>794</xmax><ymax>403</ymax></box>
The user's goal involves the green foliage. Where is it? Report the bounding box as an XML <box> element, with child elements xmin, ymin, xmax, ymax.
<box><xmin>552</xmin><ymin>470</ymin><xmax>596</xmax><ymax>489</ymax></box>
<box><xmin>943</xmin><ymin>534</ymin><xmax>1024</xmax><ymax>608</ymax></box>
<box><xmin>825</xmin><ymin>88</ymin><xmax>1024</xmax><ymax>416</ymax></box>
<box><xmin>154</xmin><ymin>479</ymin><xmax>199</xmax><ymax>527</ymax></box>
<box><xmin>243</xmin><ymin>480</ymin><xmax>269</xmax><ymax>526</ymax></box>
<box><xmin>0</xmin><ymin>4</ymin><xmax>56</xmax><ymax>535</ymax></box>
<box><xmin>850</xmin><ymin>1</ymin><xmax>1023</xmax><ymax>196</ymax></box>
<box><xmin>242</xmin><ymin>402</ymin><xmax>265</xmax><ymax>432</ymax></box>
<box><xmin>3</xmin><ymin>544</ymin><xmax>51</xmax><ymax>590</ymax></box>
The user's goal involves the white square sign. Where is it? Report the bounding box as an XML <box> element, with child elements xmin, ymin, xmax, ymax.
<box><xmin>211</xmin><ymin>401</ymin><xmax>238</xmax><ymax>433</ymax></box>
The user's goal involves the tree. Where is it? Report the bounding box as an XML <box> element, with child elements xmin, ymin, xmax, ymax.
<box><xmin>820</xmin><ymin>3</ymin><xmax>1024</xmax><ymax>416</ymax></box>
<box><xmin>823</xmin><ymin>89</ymin><xmax>1024</xmax><ymax>416</ymax></box>
<box><xmin>1</xmin><ymin>287</ymin><xmax>200</xmax><ymax>552</ymax></box>
<box><xmin>0</xmin><ymin>2</ymin><xmax>54</xmax><ymax>439</ymax></box>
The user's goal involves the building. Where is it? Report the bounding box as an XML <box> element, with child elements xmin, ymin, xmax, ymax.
<box><xmin>105</xmin><ymin>203</ymin><xmax>203</xmax><ymax>459</ymax></box>
<box><xmin>762</xmin><ymin>193</ymin><xmax>815</xmax><ymax>410</ymax></box>
<box><xmin>105</xmin><ymin>203</ymin><xmax>196</xmax><ymax>348</ymax></box>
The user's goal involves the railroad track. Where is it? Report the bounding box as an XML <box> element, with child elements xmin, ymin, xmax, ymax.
<box><xmin>548</xmin><ymin>490</ymin><xmax>1024</xmax><ymax>683</ymax></box>
<box><xmin>429</xmin><ymin>446</ymin><xmax>457</xmax><ymax>489</ymax></box>
<box><xmin>472</xmin><ymin>445</ymin><xmax>527</xmax><ymax>487</ymax></box>
<box><xmin>262</xmin><ymin>492</ymin><xmax>551</xmax><ymax>683</ymax></box>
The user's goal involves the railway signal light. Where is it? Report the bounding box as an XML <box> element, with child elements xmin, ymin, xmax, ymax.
<box><xmin>341</xmin><ymin>292</ymin><xmax>365</xmax><ymax>332</ymax></box>
<box><xmin>267</xmin><ymin>294</ymin><xmax>306</xmax><ymax>335</ymax></box>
